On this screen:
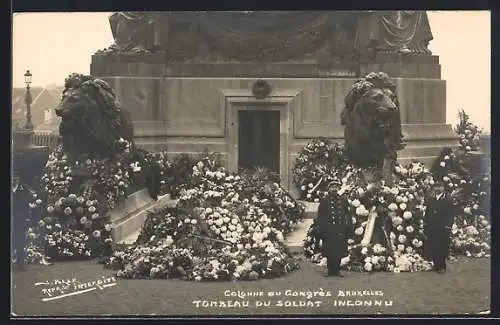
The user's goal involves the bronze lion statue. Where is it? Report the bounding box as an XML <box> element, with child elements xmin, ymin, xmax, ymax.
<box><xmin>55</xmin><ymin>73</ymin><xmax>135</xmax><ymax>158</ymax></box>
<box><xmin>341</xmin><ymin>72</ymin><xmax>405</xmax><ymax>180</ymax></box>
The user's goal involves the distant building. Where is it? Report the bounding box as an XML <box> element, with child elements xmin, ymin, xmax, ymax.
<box><xmin>12</xmin><ymin>85</ymin><xmax>64</xmax><ymax>133</ymax></box>
<box><xmin>35</xmin><ymin>114</ymin><xmax>61</xmax><ymax>133</ymax></box>
<box><xmin>35</xmin><ymin>86</ymin><xmax>64</xmax><ymax>134</ymax></box>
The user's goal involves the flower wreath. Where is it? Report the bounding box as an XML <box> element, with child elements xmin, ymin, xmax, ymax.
<box><xmin>252</xmin><ymin>79</ymin><xmax>272</xmax><ymax>99</ymax></box>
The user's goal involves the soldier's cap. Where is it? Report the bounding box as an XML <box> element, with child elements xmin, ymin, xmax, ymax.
<box><xmin>326</xmin><ymin>180</ymin><xmax>342</xmax><ymax>189</ymax></box>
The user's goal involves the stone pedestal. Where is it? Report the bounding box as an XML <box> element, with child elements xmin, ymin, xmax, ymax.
<box><xmin>90</xmin><ymin>52</ymin><xmax>457</xmax><ymax>192</ymax></box>
<box><xmin>109</xmin><ymin>188</ymin><xmax>155</xmax><ymax>243</ymax></box>
<box><xmin>359</xmin><ymin>53</ymin><xmax>441</xmax><ymax>79</ymax></box>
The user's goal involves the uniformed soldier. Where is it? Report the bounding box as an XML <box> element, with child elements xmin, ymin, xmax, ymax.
<box><xmin>145</xmin><ymin>159</ymin><xmax>162</xmax><ymax>201</ymax></box>
<box><xmin>317</xmin><ymin>184</ymin><xmax>354</xmax><ymax>277</ymax></box>
<box><xmin>424</xmin><ymin>180</ymin><xmax>455</xmax><ymax>273</ymax></box>
<box><xmin>12</xmin><ymin>171</ymin><xmax>34</xmax><ymax>270</ymax></box>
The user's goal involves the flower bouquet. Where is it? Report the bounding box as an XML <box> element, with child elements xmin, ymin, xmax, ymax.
<box><xmin>292</xmin><ymin>137</ymin><xmax>346</xmax><ymax>202</ymax></box>
<box><xmin>104</xmin><ymin>153</ymin><xmax>304</xmax><ymax>281</ymax></box>
<box><xmin>24</xmin><ymin>138</ymin><xmax>146</xmax><ymax>263</ymax></box>
<box><xmin>158</xmin><ymin>153</ymin><xmax>197</xmax><ymax>198</ymax></box>
<box><xmin>455</xmin><ymin>109</ymin><xmax>482</xmax><ymax>152</ymax></box>
<box><xmin>451</xmin><ymin>215</ymin><xmax>490</xmax><ymax>258</ymax></box>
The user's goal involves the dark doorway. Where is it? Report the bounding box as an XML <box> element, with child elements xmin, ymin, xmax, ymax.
<box><xmin>238</xmin><ymin>110</ymin><xmax>280</xmax><ymax>174</ymax></box>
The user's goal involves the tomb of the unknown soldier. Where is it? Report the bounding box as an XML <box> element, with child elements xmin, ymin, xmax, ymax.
<box><xmin>11</xmin><ymin>11</ymin><xmax>491</xmax><ymax>317</ymax></box>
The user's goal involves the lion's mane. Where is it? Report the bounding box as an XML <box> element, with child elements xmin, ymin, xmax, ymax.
<box><xmin>56</xmin><ymin>73</ymin><xmax>134</xmax><ymax>158</ymax></box>
<box><xmin>341</xmin><ymin>72</ymin><xmax>400</xmax><ymax>168</ymax></box>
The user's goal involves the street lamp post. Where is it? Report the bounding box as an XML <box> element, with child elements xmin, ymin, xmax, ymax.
<box><xmin>24</xmin><ymin>70</ymin><xmax>33</xmax><ymax>130</ymax></box>
<box><xmin>12</xmin><ymin>69</ymin><xmax>49</xmax><ymax>189</ymax></box>
<box><xmin>12</xmin><ymin>70</ymin><xmax>49</xmax><ymax>270</ymax></box>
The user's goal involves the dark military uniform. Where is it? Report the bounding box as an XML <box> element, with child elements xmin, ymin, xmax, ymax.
<box><xmin>12</xmin><ymin>179</ymin><xmax>34</xmax><ymax>269</ymax></box>
<box><xmin>145</xmin><ymin>161</ymin><xmax>162</xmax><ymax>201</ymax></box>
<box><xmin>317</xmin><ymin>191</ymin><xmax>353</xmax><ymax>276</ymax></box>
<box><xmin>425</xmin><ymin>192</ymin><xmax>455</xmax><ymax>272</ymax></box>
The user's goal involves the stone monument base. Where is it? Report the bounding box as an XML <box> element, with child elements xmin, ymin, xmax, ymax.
<box><xmin>91</xmin><ymin>54</ymin><xmax>457</xmax><ymax>194</ymax></box>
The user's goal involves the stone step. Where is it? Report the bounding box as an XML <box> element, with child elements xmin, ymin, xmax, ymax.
<box><xmin>112</xmin><ymin>193</ymin><xmax>177</xmax><ymax>243</ymax></box>
<box><xmin>284</xmin><ymin>218</ymin><xmax>315</xmax><ymax>254</ymax></box>
<box><xmin>115</xmin><ymin>194</ymin><xmax>178</xmax><ymax>244</ymax></box>
<box><xmin>110</xmin><ymin>189</ymin><xmax>154</xmax><ymax>225</ymax></box>
<box><xmin>284</xmin><ymin>201</ymin><xmax>318</xmax><ymax>254</ymax></box>
<box><xmin>299</xmin><ymin>201</ymin><xmax>319</xmax><ymax>219</ymax></box>
<box><xmin>118</xmin><ymin>229</ymin><xmax>141</xmax><ymax>245</ymax></box>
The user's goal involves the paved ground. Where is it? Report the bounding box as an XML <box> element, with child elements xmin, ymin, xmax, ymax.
<box><xmin>11</xmin><ymin>256</ymin><xmax>490</xmax><ymax>316</ymax></box>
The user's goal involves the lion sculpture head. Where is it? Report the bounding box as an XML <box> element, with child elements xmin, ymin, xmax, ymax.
<box><xmin>55</xmin><ymin>73</ymin><xmax>135</xmax><ymax>158</ymax></box>
<box><xmin>341</xmin><ymin>72</ymin><xmax>402</xmax><ymax>169</ymax></box>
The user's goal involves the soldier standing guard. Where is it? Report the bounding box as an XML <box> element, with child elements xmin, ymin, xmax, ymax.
<box><xmin>145</xmin><ymin>159</ymin><xmax>162</xmax><ymax>201</ymax></box>
<box><xmin>424</xmin><ymin>180</ymin><xmax>455</xmax><ymax>273</ymax></box>
<box><xmin>317</xmin><ymin>184</ymin><xmax>354</xmax><ymax>277</ymax></box>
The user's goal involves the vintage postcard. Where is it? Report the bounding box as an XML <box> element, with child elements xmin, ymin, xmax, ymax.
<box><xmin>11</xmin><ymin>10</ymin><xmax>491</xmax><ymax>317</ymax></box>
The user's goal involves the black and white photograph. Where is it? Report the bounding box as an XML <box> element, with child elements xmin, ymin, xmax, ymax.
<box><xmin>11</xmin><ymin>10</ymin><xmax>491</xmax><ymax>317</ymax></box>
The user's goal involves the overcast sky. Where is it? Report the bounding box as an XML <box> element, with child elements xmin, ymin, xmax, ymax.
<box><xmin>12</xmin><ymin>11</ymin><xmax>491</xmax><ymax>132</ymax></box>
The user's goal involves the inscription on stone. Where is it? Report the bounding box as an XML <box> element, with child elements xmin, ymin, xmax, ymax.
<box><xmin>318</xmin><ymin>69</ymin><xmax>359</xmax><ymax>78</ymax></box>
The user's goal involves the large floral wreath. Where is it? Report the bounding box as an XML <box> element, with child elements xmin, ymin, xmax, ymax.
<box><xmin>104</xmin><ymin>154</ymin><xmax>305</xmax><ymax>281</ymax></box>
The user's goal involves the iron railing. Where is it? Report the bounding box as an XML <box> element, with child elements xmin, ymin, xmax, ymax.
<box><xmin>32</xmin><ymin>132</ymin><xmax>61</xmax><ymax>152</ymax></box>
